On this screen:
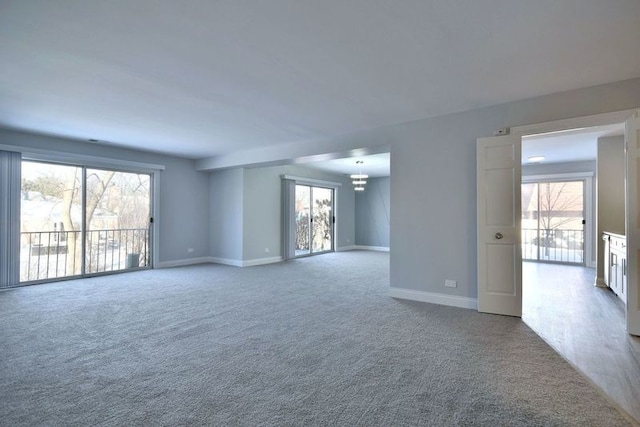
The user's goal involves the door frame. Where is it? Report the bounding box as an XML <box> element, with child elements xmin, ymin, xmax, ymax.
<box><xmin>485</xmin><ymin>108</ymin><xmax>638</xmax><ymax>333</ymax></box>
<box><xmin>281</xmin><ymin>174</ymin><xmax>341</xmax><ymax>260</ymax></box>
<box><xmin>294</xmin><ymin>184</ymin><xmax>335</xmax><ymax>257</ymax></box>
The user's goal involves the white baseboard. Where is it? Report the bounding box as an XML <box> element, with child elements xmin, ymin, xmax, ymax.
<box><xmin>336</xmin><ymin>245</ymin><xmax>390</xmax><ymax>252</ymax></box>
<box><xmin>242</xmin><ymin>256</ymin><xmax>283</xmax><ymax>267</ymax></box>
<box><xmin>157</xmin><ymin>257</ymin><xmax>213</xmax><ymax>268</ymax></box>
<box><xmin>209</xmin><ymin>257</ymin><xmax>243</xmax><ymax>267</ymax></box>
<box><xmin>355</xmin><ymin>245</ymin><xmax>390</xmax><ymax>252</ymax></box>
<box><xmin>389</xmin><ymin>287</ymin><xmax>478</xmax><ymax>310</ymax></box>
<box><xmin>209</xmin><ymin>256</ymin><xmax>283</xmax><ymax>267</ymax></box>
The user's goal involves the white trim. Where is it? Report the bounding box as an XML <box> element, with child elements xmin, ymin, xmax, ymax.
<box><xmin>336</xmin><ymin>245</ymin><xmax>357</xmax><ymax>251</ymax></box>
<box><xmin>157</xmin><ymin>257</ymin><xmax>213</xmax><ymax>268</ymax></box>
<box><xmin>0</xmin><ymin>143</ymin><xmax>166</xmax><ymax>172</ymax></box>
<box><xmin>389</xmin><ymin>287</ymin><xmax>478</xmax><ymax>310</ymax></box>
<box><xmin>522</xmin><ymin>172</ymin><xmax>594</xmax><ymax>182</ymax></box>
<box><xmin>242</xmin><ymin>256</ymin><xmax>283</xmax><ymax>267</ymax></box>
<box><xmin>208</xmin><ymin>256</ymin><xmax>284</xmax><ymax>267</ymax></box>
<box><xmin>281</xmin><ymin>174</ymin><xmax>342</xmax><ymax>188</ymax></box>
<box><xmin>209</xmin><ymin>257</ymin><xmax>244</xmax><ymax>267</ymax></box>
<box><xmin>512</xmin><ymin>109</ymin><xmax>635</xmax><ymax>137</ymax></box>
<box><xmin>355</xmin><ymin>245</ymin><xmax>390</xmax><ymax>252</ymax></box>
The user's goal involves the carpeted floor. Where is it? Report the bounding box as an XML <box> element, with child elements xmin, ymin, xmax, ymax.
<box><xmin>0</xmin><ymin>251</ymin><xmax>633</xmax><ymax>426</ymax></box>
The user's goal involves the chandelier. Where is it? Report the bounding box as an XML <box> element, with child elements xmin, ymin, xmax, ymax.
<box><xmin>351</xmin><ymin>160</ymin><xmax>368</xmax><ymax>192</ymax></box>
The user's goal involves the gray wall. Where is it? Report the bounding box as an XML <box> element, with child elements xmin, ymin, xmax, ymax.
<box><xmin>209</xmin><ymin>168</ymin><xmax>244</xmax><ymax>261</ymax></box>
<box><xmin>390</xmin><ymin>79</ymin><xmax>640</xmax><ymax>299</ymax></box>
<box><xmin>355</xmin><ymin>177</ymin><xmax>390</xmax><ymax>248</ymax></box>
<box><xmin>209</xmin><ymin>164</ymin><xmax>355</xmax><ymax>263</ymax></box>
<box><xmin>4</xmin><ymin>78</ymin><xmax>640</xmax><ymax>302</ymax></box>
<box><xmin>596</xmin><ymin>135</ymin><xmax>625</xmax><ymax>280</ymax></box>
<box><xmin>0</xmin><ymin>129</ymin><xmax>210</xmax><ymax>265</ymax></box>
<box><xmin>522</xmin><ymin>160</ymin><xmax>597</xmax><ymax>267</ymax></box>
<box><xmin>243</xmin><ymin>164</ymin><xmax>355</xmax><ymax>261</ymax></box>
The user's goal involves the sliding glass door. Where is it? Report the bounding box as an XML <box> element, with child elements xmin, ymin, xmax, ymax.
<box><xmin>311</xmin><ymin>187</ymin><xmax>333</xmax><ymax>253</ymax></box>
<box><xmin>20</xmin><ymin>162</ymin><xmax>83</xmax><ymax>280</ymax></box>
<box><xmin>85</xmin><ymin>168</ymin><xmax>151</xmax><ymax>273</ymax></box>
<box><xmin>20</xmin><ymin>161</ymin><xmax>152</xmax><ymax>283</ymax></box>
<box><xmin>522</xmin><ymin>180</ymin><xmax>585</xmax><ymax>264</ymax></box>
<box><xmin>295</xmin><ymin>185</ymin><xmax>334</xmax><ymax>257</ymax></box>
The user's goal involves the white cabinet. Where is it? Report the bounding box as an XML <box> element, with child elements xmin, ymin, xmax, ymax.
<box><xmin>603</xmin><ymin>232</ymin><xmax>627</xmax><ymax>304</ymax></box>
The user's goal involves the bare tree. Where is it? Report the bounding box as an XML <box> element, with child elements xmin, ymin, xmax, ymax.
<box><xmin>537</xmin><ymin>181</ymin><xmax>583</xmax><ymax>254</ymax></box>
<box><xmin>60</xmin><ymin>169</ymin><xmax>115</xmax><ymax>274</ymax></box>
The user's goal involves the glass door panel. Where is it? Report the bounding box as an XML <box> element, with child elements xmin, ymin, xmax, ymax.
<box><xmin>86</xmin><ymin>169</ymin><xmax>151</xmax><ymax>273</ymax></box>
<box><xmin>311</xmin><ymin>187</ymin><xmax>333</xmax><ymax>252</ymax></box>
<box><xmin>521</xmin><ymin>182</ymin><xmax>539</xmax><ymax>261</ymax></box>
<box><xmin>20</xmin><ymin>161</ymin><xmax>83</xmax><ymax>281</ymax></box>
<box><xmin>295</xmin><ymin>185</ymin><xmax>311</xmax><ymax>256</ymax></box>
<box><xmin>294</xmin><ymin>184</ymin><xmax>334</xmax><ymax>257</ymax></box>
<box><xmin>521</xmin><ymin>180</ymin><xmax>585</xmax><ymax>264</ymax></box>
<box><xmin>20</xmin><ymin>161</ymin><xmax>153</xmax><ymax>284</ymax></box>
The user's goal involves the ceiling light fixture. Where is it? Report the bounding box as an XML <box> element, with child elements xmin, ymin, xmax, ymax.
<box><xmin>350</xmin><ymin>160</ymin><xmax>368</xmax><ymax>192</ymax></box>
<box><xmin>527</xmin><ymin>155</ymin><xmax>545</xmax><ymax>163</ymax></box>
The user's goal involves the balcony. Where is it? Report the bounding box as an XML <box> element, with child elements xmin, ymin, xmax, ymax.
<box><xmin>522</xmin><ymin>228</ymin><xmax>584</xmax><ymax>264</ymax></box>
<box><xmin>21</xmin><ymin>228</ymin><xmax>149</xmax><ymax>282</ymax></box>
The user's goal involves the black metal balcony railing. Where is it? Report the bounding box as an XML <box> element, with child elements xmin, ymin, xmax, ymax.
<box><xmin>20</xmin><ymin>228</ymin><xmax>149</xmax><ymax>282</ymax></box>
<box><xmin>522</xmin><ymin>228</ymin><xmax>584</xmax><ymax>264</ymax></box>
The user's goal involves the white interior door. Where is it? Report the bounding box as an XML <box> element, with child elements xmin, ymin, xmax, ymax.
<box><xmin>477</xmin><ymin>135</ymin><xmax>522</xmax><ymax>316</ymax></box>
<box><xmin>626</xmin><ymin>112</ymin><xmax>640</xmax><ymax>336</ymax></box>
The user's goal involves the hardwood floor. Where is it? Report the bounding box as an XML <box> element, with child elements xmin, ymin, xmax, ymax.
<box><xmin>522</xmin><ymin>261</ymin><xmax>640</xmax><ymax>423</ymax></box>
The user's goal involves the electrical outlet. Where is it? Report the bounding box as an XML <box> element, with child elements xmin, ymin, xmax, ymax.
<box><xmin>264</xmin><ymin>248</ymin><xmax>270</xmax><ymax>254</ymax></box>
<box><xmin>444</xmin><ymin>279</ymin><xmax>457</xmax><ymax>288</ymax></box>
<box><xmin>187</xmin><ymin>248</ymin><xmax>194</xmax><ymax>253</ymax></box>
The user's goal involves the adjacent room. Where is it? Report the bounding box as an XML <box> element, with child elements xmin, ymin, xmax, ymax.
<box><xmin>521</xmin><ymin>125</ymin><xmax>640</xmax><ymax>419</ymax></box>
<box><xmin>1</xmin><ymin>1</ymin><xmax>639</xmax><ymax>425</ymax></box>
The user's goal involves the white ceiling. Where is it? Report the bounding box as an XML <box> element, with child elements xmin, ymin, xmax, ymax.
<box><xmin>522</xmin><ymin>123</ymin><xmax>625</xmax><ymax>164</ymax></box>
<box><xmin>0</xmin><ymin>1</ymin><xmax>639</xmax><ymax>160</ymax></box>
<box><xmin>304</xmin><ymin>152</ymin><xmax>390</xmax><ymax>178</ymax></box>
<box><xmin>302</xmin><ymin>123</ymin><xmax>625</xmax><ymax>177</ymax></box>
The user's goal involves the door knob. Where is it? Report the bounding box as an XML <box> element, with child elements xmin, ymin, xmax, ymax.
<box><xmin>495</xmin><ymin>232</ymin><xmax>504</xmax><ymax>240</ymax></box>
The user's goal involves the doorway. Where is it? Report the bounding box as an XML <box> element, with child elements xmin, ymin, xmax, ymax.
<box><xmin>519</xmin><ymin>123</ymin><xmax>640</xmax><ymax>420</ymax></box>
<box><xmin>477</xmin><ymin>110</ymin><xmax>640</xmax><ymax>333</ymax></box>
<box><xmin>20</xmin><ymin>160</ymin><xmax>153</xmax><ymax>283</ymax></box>
<box><xmin>294</xmin><ymin>184</ymin><xmax>334</xmax><ymax>257</ymax></box>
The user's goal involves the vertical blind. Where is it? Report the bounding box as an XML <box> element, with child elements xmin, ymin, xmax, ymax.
<box><xmin>281</xmin><ymin>178</ymin><xmax>296</xmax><ymax>260</ymax></box>
<box><xmin>0</xmin><ymin>150</ymin><xmax>21</xmax><ymax>288</ymax></box>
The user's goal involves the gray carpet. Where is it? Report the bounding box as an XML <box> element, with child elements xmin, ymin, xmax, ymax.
<box><xmin>0</xmin><ymin>251</ymin><xmax>632</xmax><ymax>426</ymax></box>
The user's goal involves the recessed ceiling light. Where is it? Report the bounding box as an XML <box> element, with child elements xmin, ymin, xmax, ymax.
<box><xmin>88</xmin><ymin>139</ymin><xmax>99</xmax><ymax>142</ymax></box>
<box><xmin>527</xmin><ymin>156</ymin><xmax>545</xmax><ymax>163</ymax></box>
